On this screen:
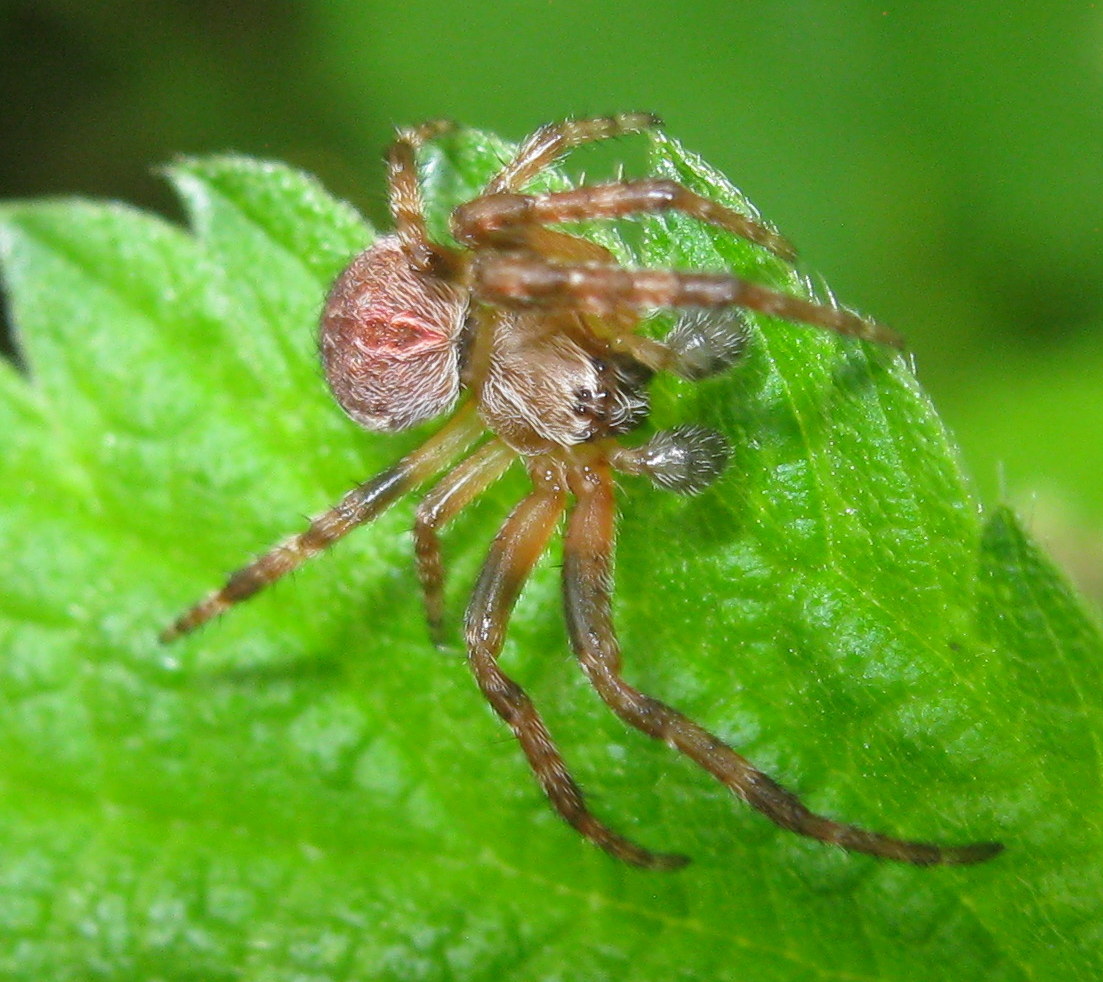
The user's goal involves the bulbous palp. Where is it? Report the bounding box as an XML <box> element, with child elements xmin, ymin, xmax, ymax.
<box><xmin>664</xmin><ymin>308</ymin><xmax>750</xmax><ymax>381</ymax></box>
<box><xmin>611</xmin><ymin>425</ymin><xmax>731</xmax><ymax>494</ymax></box>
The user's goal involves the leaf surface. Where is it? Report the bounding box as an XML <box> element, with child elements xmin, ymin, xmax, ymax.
<box><xmin>0</xmin><ymin>130</ymin><xmax>1099</xmax><ymax>981</ymax></box>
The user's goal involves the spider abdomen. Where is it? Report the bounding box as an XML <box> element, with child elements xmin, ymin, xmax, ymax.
<box><xmin>321</xmin><ymin>235</ymin><xmax>468</xmax><ymax>432</ymax></box>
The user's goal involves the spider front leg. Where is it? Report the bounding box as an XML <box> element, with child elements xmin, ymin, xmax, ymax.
<box><xmin>483</xmin><ymin>112</ymin><xmax>663</xmax><ymax>195</ymax></box>
<box><xmin>453</xmin><ymin>179</ymin><xmax>796</xmax><ymax>262</ymax></box>
<box><xmin>476</xmin><ymin>255</ymin><xmax>904</xmax><ymax>349</ymax></box>
<box><xmin>464</xmin><ymin>459</ymin><xmax>687</xmax><ymax>870</ymax></box>
<box><xmin>386</xmin><ymin>118</ymin><xmax>460</xmax><ymax>273</ymax></box>
<box><xmin>563</xmin><ymin>437</ymin><xmax>1002</xmax><ymax>866</ymax></box>
<box><xmin>160</xmin><ymin>403</ymin><xmax>483</xmax><ymax>643</ymax></box>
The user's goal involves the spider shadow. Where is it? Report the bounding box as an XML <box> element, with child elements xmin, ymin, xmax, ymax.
<box><xmin>187</xmin><ymin>643</ymin><xmax>345</xmax><ymax>692</ymax></box>
<box><xmin>181</xmin><ymin>555</ymin><xmax>423</xmax><ymax>695</ymax></box>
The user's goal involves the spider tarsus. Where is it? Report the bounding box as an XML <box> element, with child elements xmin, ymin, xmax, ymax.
<box><xmin>626</xmin><ymin>110</ymin><xmax>665</xmax><ymax>130</ymax></box>
<box><xmin>569</xmin><ymin>821</ymin><xmax>689</xmax><ymax>871</ymax></box>
<box><xmin>769</xmin><ymin>232</ymin><xmax>799</xmax><ymax>264</ymax></box>
<box><xmin>862</xmin><ymin>317</ymin><xmax>907</xmax><ymax>351</ymax></box>
<box><xmin>484</xmin><ymin>112</ymin><xmax>666</xmax><ymax>195</ymax></box>
<box><xmin>396</xmin><ymin>118</ymin><xmax>456</xmax><ymax>145</ymax></box>
<box><xmin>158</xmin><ymin>622</ymin><xmax>185</xmax><ymax>645</ymax></box>
<box><xmin>426</xmin><ymin>618</ymin><xmax>451</xmax><ymax>652</ymax></box>
<box><xmin>159</xmin><ymin>594</ymin><xmax>224</xmax><ymax>644</ymax></box>
<box><xmin>623</xmin><ymin>846</ymin><xmax>691</xmax><ymax>871</ymax></box>
<box><xmin>558</xmin><ymin>112</ymin><xmax>664</xmax><ymax>144</ymax></box>
<box><xmin>759</xmin><ymin>807</ymin><xmax>1003</xmax><ymax>867</ymax></box>
<box><xmin>159</xmin><ymin>564</ymin><xmax>271</xmax><ymax>642</ymax></box>
<box><xmin>633</xmin><ymin>177</ymin><xmax>797</xmax><ymax>261</ymax></box>
<box><xmin>818</xmin><ymin>822</ymin><xmax>1004</xmax><ymax>866</ymax></box>
<box><xmin>713</xmin><ymin>750</ymin><xmax>1004</xmax><ymax>866</ymax></box>
<box><xmin>573</xmin><ymin>809</ymin><xmax>689</xmax><ymax>870</ymax></box>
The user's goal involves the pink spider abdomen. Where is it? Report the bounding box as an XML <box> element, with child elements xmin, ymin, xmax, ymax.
<box><xmin>321</xmin><ymin>235</ymin><xmax>468</xmax><ymax>432</ymax></box>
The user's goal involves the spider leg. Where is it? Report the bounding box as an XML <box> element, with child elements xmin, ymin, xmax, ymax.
<box><xmin>386</xmin><ymin>119</ymin><xmax>460</xmax><ymax>273</ymax></box>
<box><xmin>498</xmin><ymin>226</ymin><xmax>616</xmax><ymax>264</ymax></box>
<box><xmin>562</xmin><ymin>456</ymin><xmax>1002</xmax><ymax>865</ymax></box>
<box><xmin>453</xmin><ymin>179</ymin><xmax>795</xmax><ymax>262</ymax></box>
<box><xmin>474</xmin><ymin>253</ymin><xmax>905</xmax><ymax>349</ymax></box>
<box><xmin>413</xmin><ymin>438</ymin><xmax>515</xmax><ymax>647</ymax></box>
<box><xmin>160</xmin><ymin>403</ymin><xmax>484</xmax><ymax>643</ymax></box>
<box><xmin>484</xmin><ymin>112</ymin><xmax>663</xmax><ymax>195</ymax></box>
<box><xmin>464</xmin><ymin>460</ymin><xmax>687</xmax><ymax>869</ymax></box>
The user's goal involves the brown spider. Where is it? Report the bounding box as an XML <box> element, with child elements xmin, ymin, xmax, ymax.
<box><xmin>162</xmin><ymin>114</ymin><xmax>1002</xmax><ymax>869</ymax></box>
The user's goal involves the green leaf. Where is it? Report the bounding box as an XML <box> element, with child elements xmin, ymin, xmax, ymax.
<box><xmin>1</xmin><ymin>130</ymin><xmax>1100</xmax><ymax>981</ymax></box>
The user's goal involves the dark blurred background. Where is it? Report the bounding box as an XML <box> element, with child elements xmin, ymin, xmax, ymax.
<box><xmin>2</xmin><ymin>0</ymin><xmax>1101</xmax><ymax>604</ymax></box>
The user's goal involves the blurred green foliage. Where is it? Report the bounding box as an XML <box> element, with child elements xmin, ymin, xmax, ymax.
<box><xmin>3</xmin><ymin>0</ymin><xmax>1101</xmax><ymax>607</ymax></box>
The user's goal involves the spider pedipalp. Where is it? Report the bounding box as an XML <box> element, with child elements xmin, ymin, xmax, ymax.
<box><xmin>609</xmin><ymin>425</ymin><xmax>732</xmax><ymax>495</ymax></box>
<box><xmin>664</xmin><ymin>307</ymin><xmax>750</xmax><ymax>380</ymax></box>
<box><xmin>162</xmin><ymin>114</ymin><xmax>1001</xmax><ymax>870</ymax></box>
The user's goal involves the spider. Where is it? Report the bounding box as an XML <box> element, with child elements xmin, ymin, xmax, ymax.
<box><xmin>161</xmin><ymin>114</ymin><xmax>1002</xmax><ymax>870</ymax></box>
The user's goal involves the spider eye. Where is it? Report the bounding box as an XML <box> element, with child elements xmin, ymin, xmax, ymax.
<box><xmin>321</xmin><ymin>235</ymin><xmax>468</xmax><ymax>432</ymax></box>
<box><xmin>572</xmin><ymin>387</ymin><xmax>597</xmax><ymax>415</ymax></box>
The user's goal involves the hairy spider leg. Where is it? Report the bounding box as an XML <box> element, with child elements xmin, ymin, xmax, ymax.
<box><xmin>562</xmin><ymin>456</ymin><xmax>1003</xmax><ymax>866</ymax></box>
<box><xmin>493</xmin><ymin>225</ymin><xmax>617</xmax><ymax>265</ymax></box>
<box><xmin>464</xmin><ymin>457</ymin><xmax>688</xmax><ymax>870</ymax></box>
<box><xmin>160</xmin><ymin>403</ymin><xmax>484</xmax><ymax>643</ymax></box>
<box><xmin>483</xmin><ymin>112</ymin><xmax>663</xmax><ymax>196</ymax></box>
<box><xmin>386</xmin><ymin>119</ymin><xmax>461</xmax><ymax>273</ymax></box>
<box><xmin>473</xmin><ymin>254</ymin><xmax>906</xmax><ymax>350</ymax></box>
<box><xmin>453</xmin><ymin>219</ymin><xmax>746</xmax><ymax>383</ymax></box>
<box><xmin>453</xmin><ymin>179</ymin><xmax>796</xmax><ymax>262</ymax></box>
<box><xmin>413</xmin><ymin>438</ymin><xmax>516</xmax><ymax>647</ymax></box>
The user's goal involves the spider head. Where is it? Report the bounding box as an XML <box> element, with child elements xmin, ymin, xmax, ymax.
<box><xmin>320</xmin><ymin>235</ymin><xmax>468</xmax><ymax>432</ymax></box>
<box><xmin>476</xmin><ymin>313</ymin><xmax>653</xmax><ymax>455</ymax></box>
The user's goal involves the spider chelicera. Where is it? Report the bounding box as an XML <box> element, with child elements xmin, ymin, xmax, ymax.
<box><xmin>162</xmin><ymin>114</ymin><xmax>1002</xmax><ymax>869</ymax></box>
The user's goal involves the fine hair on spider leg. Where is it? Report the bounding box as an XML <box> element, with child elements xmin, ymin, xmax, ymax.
<box><xmin>162</xmin><ymin>113</ymin><xmax>1001</xmax><ymax>869</ymax></box>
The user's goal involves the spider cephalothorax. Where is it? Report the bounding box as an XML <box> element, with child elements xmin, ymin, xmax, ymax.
<box><xmin>162</xmin><ymin>114</ymin><xmax>1001</xmax><ymax>869</ymax></box>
